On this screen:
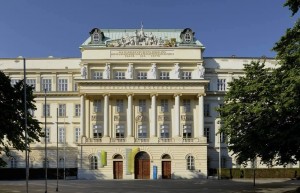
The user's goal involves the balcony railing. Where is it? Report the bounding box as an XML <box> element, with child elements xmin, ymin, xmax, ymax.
<box><xmin>182</xmin><ymin>138</ymin><xmax>199</xmax><ymax>143</ymax></box>
<box><xmin>135</xmin><ymin>138</ymin><xmax>150</xmax><ymax>143</ymax></box>
<box><xmin>111</xmin><ymin>138</ymin><xmax>126</xmax><ymax>143</ymax></box>
<box><xmin>85</xmin><ymin>138</ymin><xmax>102</xmax><ymax>143</ymax></box>
<box><xmin>158</xmin><ymin>138</ymin><xmax>174</xmax><ymax>143</ymax></box>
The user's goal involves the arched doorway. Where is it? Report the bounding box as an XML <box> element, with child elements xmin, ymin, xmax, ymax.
<box><xmin>113</xmin><ymin>154</ymin><xmax>123</xmax><ymax>179</ymax></box>
<box><xmin>134</xmin><ymin>151</ymin><xmax>150</xmax><ymax>179</ymax></box>
<box><xmin>161</xmin><ymin>154</ymin><xmax>171</xmax><ymax>179</ymax></box>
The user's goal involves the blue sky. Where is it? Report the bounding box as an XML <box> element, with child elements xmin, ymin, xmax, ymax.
<box><xmin>0</xmin><ymin>0</ymin><xmax>298</xmax><ymax>58</ymax></box>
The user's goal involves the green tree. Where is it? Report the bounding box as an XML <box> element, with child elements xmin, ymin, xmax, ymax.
<box><xmin>0</xmin><ymin>71</ymin><xmax>43</xmax><ymax>167</ymax></box>
<box><xmin>218</xmin><ymin>0</ymin><xmax>300</xmax><ymax>166</ymax></box>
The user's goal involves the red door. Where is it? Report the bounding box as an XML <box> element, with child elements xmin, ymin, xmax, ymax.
<box><xmin>113</xmin><ymin>161</ymin><xmax>123</xmax><ymax>179</ymax></box>
<box><xmin>162</xmin><ymin>161</ymin><xmax>171</xmax><ymax>179</ymax></box>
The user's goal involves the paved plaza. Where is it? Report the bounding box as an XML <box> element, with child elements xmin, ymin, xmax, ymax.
<box><xmin>0</xmin><ymin>178</ymin><xmax>299</xmax><ymax>193</ymax></box>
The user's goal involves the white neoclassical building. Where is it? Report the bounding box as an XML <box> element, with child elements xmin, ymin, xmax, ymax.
<box><xmin>0</xmin><ymin>27</ymin><xmax>284</xmax><ymax>179</ymax></box>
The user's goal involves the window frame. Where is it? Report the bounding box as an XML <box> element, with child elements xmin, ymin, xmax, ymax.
<box><xmin>58</xmin><ymin>78</ymin><xmax>68</xmax><ymax>92</ymax></box>
<box><xmin>42</xmin><ymin>78</ymin><xmax>52</xmax><ymax>92</ymax></box>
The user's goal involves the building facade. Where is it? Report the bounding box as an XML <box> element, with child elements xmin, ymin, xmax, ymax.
<box><xmin>0</xmin><ymin>27</ymin><xmax>286</xmax><ymax>179</ymax></box>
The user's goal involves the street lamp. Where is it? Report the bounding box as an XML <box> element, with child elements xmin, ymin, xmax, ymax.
<box><xmin>44</xmin><ymin>88</ymin><xmax>48</xmax><ymax>193</ymax></box>
<box><xmin>56</xmin><ymin>108</ymin><xmax>59</xmax><ymax>192</ymax></box>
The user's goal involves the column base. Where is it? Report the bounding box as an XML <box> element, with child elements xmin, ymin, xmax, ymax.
<box><xmin>102</xmin><ymin>137</ymin><xmax>111</xmax><ymax>143</ymax></box>
<box><xmin>173</xmin><ymin>136</ymin><xmax>182</xmax><ymax>143</ymax></box>
<box><xmin>126</xmin><ymin>136</ymin><xmax>135</xmax><ymax>143</ymax></box>
<box><xmin>149</xmin><ymin>137</ymin><xmax>159</xmax><ymax>143</ymax></box>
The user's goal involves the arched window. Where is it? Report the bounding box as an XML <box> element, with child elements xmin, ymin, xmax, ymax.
<box><xmin>113</xmin><ymin>154</ymin><xmax>123</xmax><ymax>159</ymax></box>
<box><xmin>10</xmin><ymin>157</ymin><xmax>17</xmax><ymax>168</ymax></box>
<box><xmin>162</xmin><ymin>154</ymin><xmax>171</xmax><ymax>159</ymax></box>
<box><xmin>90</xmin><ymin>156</ymin><xmax>98</xmax><ymax>170</ymax></box>
<box><xmin>186</xmin><ymin>155</ymin><xmax>195</xmax><ymax>170</ymax></box>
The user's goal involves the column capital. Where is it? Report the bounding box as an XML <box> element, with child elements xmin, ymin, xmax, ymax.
<box><xmin>80</xmin><ymin>93</ymin><xmax>86</xmax><ymax>97</ymax></box>
<box><xmin>174</xmin><ymin>93</ymin><xmax>182</xmax><ymax>97</ymax></box>
<box><xmin>150</xmin><ymin>93</ymin><xmax>158</xmax><ymax>97</ymax></box>
<box><xmin>197</xmin><ymin>93</ymin><xmax>206</xmax><ymax>97</ymax></box>
<box><xmin>103</xmin><ymin>93</ymin><xmax>110</xmax><ymax>97</ymax></box>
<box><xmin>127</xmin><ymin>93</ymin><xmax>134</xmax><ymax>97</ymax></box>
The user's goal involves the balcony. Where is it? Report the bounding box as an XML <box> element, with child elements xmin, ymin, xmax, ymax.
<box><xmin>158</xmin><ymin>138</ymin><xmax>174</xmax><ymax>143</ymax></box>
<box><xmin>135</xmin><ymin>138</ymin><xmax>150</xmax><ymax>143</ymax></box>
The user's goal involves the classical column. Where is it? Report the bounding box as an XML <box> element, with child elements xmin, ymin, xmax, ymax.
<box><xmin>80</xmin><ymin>94</ymin><xmax>85</xmax><ymax>137</ymax></box>
<box><xmin>174</xmin><ymin>93</ymin><xmax>181</xmax><ymax>137</ymax></box>
<box><xmin>86</xmin><ymin>98</ymin><xmax>90</xmax><ymax>138</ymax></box>
<box><xmin>127</xmin><ymin>93</ymin><xmax>134</xmax><ymax>137</ymax></box>
<box><xmin>198</xmin><ymin>94</ymin><xmax>205</xmax><ymax>137</ymax></box>
<box><xmin>150</xmin><ymin>93</ymin><xmax>157</xmax><ymax>137</ymax></box>
<box><xmin>103</xmin><ymin>94</ymin><xmax>109</xmax><ymax>137</ymax></box>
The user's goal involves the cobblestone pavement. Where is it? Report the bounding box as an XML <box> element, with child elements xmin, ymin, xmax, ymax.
<box><xmin>0</xmin><ymin>178</ymin><xmax>299</xmax><ymax>193</ymax></box>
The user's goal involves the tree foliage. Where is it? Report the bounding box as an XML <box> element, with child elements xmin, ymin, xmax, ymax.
<box><xmin>218</xmin><ymin>1</ymin><xmax>300</xmax><ymax>166</ymax></box>
<box><xmin>0</xmin><ymin>71</ymin><xmax>43</xmax><ymax>167</ymax></box>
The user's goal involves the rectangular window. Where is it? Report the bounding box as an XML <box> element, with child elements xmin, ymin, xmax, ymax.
<box><xmin>204</xmin><ymin>104</ymin><xmax>210</xmax><ymax>117</ymax></box>
<box><xmin>93</xmin><ymin>100</ymin><xmax>101</xmax><ymax>113</ymax></box>
<box><xmin>161</xmin><ymin>99</ymin><xmax>168</xmax><ymax>112</ymax></box>
<box><xmin>93</xmin><ymin>125</ymin><xmax>103</xmax><ymax>138</ymax></box>
<box><xmin>115</xmin><ymin>71</ymin><xmax>125</xmax><ymax>79</ymax></box>
<box><xmin>93</xmin><ymin>71</ymin><xmax>103</xmax><ymax>80</ymax></box>
<box><xmin>160</xmin><ymin>72</ymin><xmax>170</xmax><ymax>79</ymax></box>
<box><xmin>183</xmin><ymin>99</ymin><xmax>191</xmax><ymax>113</ymax></box>
<box><xmin>44</xmin><ymin>128</ymin><xmax>50</xmax><ymax>143</ymax></box>
<box><xmin>217</xmin><ymin>79</ymin><xmax>226</xmax><ymax>91</ymax></box>
<box><xmin>75</xmin><ymin>128</ymin><xmax>81</xmax><ymax>143</ymax></box>
<box><xmin>182</xmin><ymin>71</ymin><xmax>192</xmax><ymax>79</ymax></box>
<box><xmin>137</xmin><ymin>71</ymin><xmax>147</xmax><ymax>79</ymax></box>
<box><xmin>43</xmin><ymin>104</ymin><xmax>50</xmax><ymax>117</ymax></box>
<box><xmin>74</xmin><ymin>83</ymin><xmax>78</xmax><ymax>91</ymax></box>
<box><xmin>10</xmin><ymin>79</ymin><xmax>20</xmax><ymax>86</ymax></box>
<box><xmin>183</xmin><ymin>125</ymin><xmax>192</xmax><ymax>138</ymax></box>
<box><xmin>75</xmin><ymin>104</ymin><xmax>81</xmax><ymax>117</ymax></box>
<box><xmin>116</xmin><ymin>125</ymin><xmax>125</xmax><ymax>138</ymax></box>
<box><xmin>138</xmin><ymin>125</ymin><xmax>147</xmax><ymax>138</ymax></box>
<box><xmin>206</xmin><ymin>80</ymin><xmax>211</xmax><ymax>91</ymax></box>
<box><xmin>160</xmin><ymin>125</ymin><xmax>169</xmax><ymax>138</ymax></box>
<box><xmin>116</xmin><ymin>99</ymin><xmax>124</xmax><ymax>113</ymax></box>
<box><xmin>26</xmin><ymin>79</ymin><xmax>36</xmax><ymax>91</ymax></box>
<box><xmin>204</xmin><ymin>127</ymin><xmax>210</xmax><ymax>143</ymax></box>
<box><xmin>59</xmin><ymin>127</ymin><xmax>65</xmax><ymax>143</ymax></box>
<box><xmin>138</xmin><ymin>99</ymin><xmax>146</xmax><ymax>112</ymax></box>
<box><xmin>58</xmin><ymin>79</ymin><xmax>68</xmax><ymax>91</ymax></box>
<box><xmin>58</xmin><ymin>104</ymin><xmax>66</xmax><ymax>117</ymax></box>
<box><xmin>42</xmin><ymin>78</ymin><xmax>52</xmax><ymax>92</ymax></box>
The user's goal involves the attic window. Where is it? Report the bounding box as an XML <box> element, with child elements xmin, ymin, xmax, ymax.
<box><xmin>93</xmin><ymin>33</ymin><xmax>100</xmax><ymax>43</ymax></box>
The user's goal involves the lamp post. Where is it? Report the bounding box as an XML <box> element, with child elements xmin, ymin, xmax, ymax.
<box><xmin>56</xmin><ymin>108</ymin><xmax>59</xmax><ymax>192</ymax></box>
<box><xmin>23</xmin><ymin>57</ymin><xmax>29</xmax><ymax>193</ymax></box>
<box><xmin>44</xmin><ymin>88</ymin><xmax>48</xmax><ymax>193</ymax></box>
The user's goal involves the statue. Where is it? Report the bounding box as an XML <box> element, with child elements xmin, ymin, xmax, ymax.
<box><xmin>127</xmin><ymin>63</ymin><xmax>133</xmax><ymax>79</ymax></box>
<box><xmin>197</xmin><ymin>64</ymin><xmax>205</xmax><ymax>78</ymax></box>
<box><xmin>81</xmin><ymin>66</ymin><xmax>87</xmax><ymax>79</ymax></box>
<box><xmin>174</xmin><ymin>63</ymin><xmax>180</xmax><ymax>79</ymax></box>
<box><xmin>104</xmin><ymin>63</ymin><xmax>110</xmax><ymax>79</ymax></box>
<box><xmin>150</xmin><ymin>63</ymin><xmax>157</xmax><ymax>79</ymax></box>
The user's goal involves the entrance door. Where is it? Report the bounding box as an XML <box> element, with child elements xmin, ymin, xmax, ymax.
<box><xmin>113</xmin><ymin>161</ymin><xmax>123</xmax><ymax>179</ymax></box>
<box><xmin>162</xmin><ymin>161</ymin><xmax>171</xmax><ymax>179</ymax></box>
<box><xmin>135</xmin><ymin>152</ymin><xmax>150</xmax><ymax>179</ymax></box>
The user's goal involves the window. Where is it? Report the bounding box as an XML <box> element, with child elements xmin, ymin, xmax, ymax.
<box><xmin>93</xmin><ymin>100</ymin><xmax>101</xmax><ymax>113</ymax></box>
<box><xmin>187</xmin><ymin>155</ymin><xmax>195</xmax><ymax>170</ymax></box>
<box><xmin>116</xmin><ymin>99</ymin><xmax>124</xmax><ymax>113</ymax></box>
<box><xmin>183</xmin><ymin>99</ymin><xmax>191</xmax><ymax>113</ymax></box>
<box><xmin>11</xmin><ymin>79</ymin><xmax>20</xmax><ymax>86</ymax></box>
<box><xmin>222</xmin><ymin>157</ymin><xmax>227</xmax><ymax>168</ymax></box>
<box><xmin>59</xmin><ymin>158</ymin><xmax>64</xmax><ymax>168</ymax></box>
<box><xmin>160</xmin><ymin>71</ymin><xmax>170</xmax><ymax>79</ymax></box>
<box><xmin>116</xmin><ymin>125</ymin><xmax>125</xmax><ymax>138</ymax></box>
<box><xmin>43</xmin><ymin>104</ymin><xmax>50</xmax><ymax>117</ymax></box>
<box><xmin>58</xmin><ymin>104</ymin><xmax>66</xmax><ymax>117</ymax></box>
<box><xmin>93</xmin><ymin>125</ymin><xmax>102</xmax><ymax>138</ymax></box>
<box><xmin>185</xmin><ymin>33</ymin><xmax>192</xmax><ymax>43</ymax></box>
<box><xmin>93</xmin><ymin>33</ymin><xmax>100</xmax><ymax>42</ymax></box>
<box><xmin>75</xmin><ymin>128</ymin><xmax>81</xmax><ymax>143</ymax></box>
<box><xmin>43</xmin><ymin>158</ymin><xmax>50</xmax><ymax>168</ymax></box>
<box><xmin>138</xmin><ymin>99</ymin><xmax>146</xmax><ymax>112</ymax></box>
<box><xmin>93</xmin><ymin>71</ymin><xmax>103</xmax><ymax>80</ymax></box>
<box><xmin>161</xmin><ymin>99</ymin><xmax>168</xmax><ymax>112</ymax></box>
<box><xmin>138</xmin><ymin>125</ymin><xmax>147</xmax><ymax>138</ymax></box>
<box><xmin>10</xmin><ymin>157</ymin><xmax>17</xmax><ymax>168</ymax></box>
<box><xmin>58</xmin><ymin>79</ymin><xmax>68</xmax><ymax>91</ymax></box>
<box><xmin>217</xmin><ymin>79</ymin><xmax>226</xmax><ymax>91</ymax></box>
<box><xmin>74</xmin><ymin>83</ymin><xmax>78</xmax><ymax>91</ymax></box>
<box><xmin>182</xmin><ymin>71</ymin><xmax>192</xmax><ymax>79</ymax></box>
<box><xmin>137</xmin><ymin>71</ymin><xmax>147</xmax><ymax>79</ymax></box>
<box><xmin>59</xmin><ymin>127</ymin><xmax>65</xmax><ymax>143</ymax></box>
<box><xmin>204</xmin><ymin>127</ymin><xmax>210</xmax><ymax>143</ymax></box>
<box><xmin>43</xmin><ymin>128</ymin><xmax>50</xmax><ymax>143</ymax></box>
<box><xmin>26</xmin><ymin>79</ymin><xmax>36</xmax><ymax>91</ymax></box>
<box><xmin>160</xmin><ymin>125</ymin><xmax>169</xmax><ymax>138</ymax></box>
<box><xmin>206</xmin><ymin>80</ymin><xmax>211</xmax><ymax>91</ymax></box>
<box><xmin>183</xmin><ymin>125</ymin><xmax>192</xmax><ymax>138</ymax></box>
<box><xmin>90</xmin><ymin>156</ymin><xmax>98</xmax><ymax>170</ymax></box>
<box><xmin>42</xmin><ymin>78</ymin><xmax>52</xmax><ymax>92</ymax></box>
<box><xmin>204</xmin><ymin>104</ymin><xmax>210</xmax><ymax>117</ymax></box>
<box><xmin>115</xmin><ymin>71</ymin><xmax>125</xmax><ymax>79</ymax></box>
<box><xmin>75</xmin><ymin>104</ymin><xmax>81</xmax><ymax>117</ymax></box>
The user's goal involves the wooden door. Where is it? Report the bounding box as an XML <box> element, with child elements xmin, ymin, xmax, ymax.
<box><xmin>113</xmin><ymin>161</ymin><xmax>123</xmax><ymax>179</ymax></box>
<box><xmin>162</xmin><ymin>161</ymin><xmax>171</xmax><ymax>179</ymax></box>
<box><xmin>135</xmin><ymin>159</ymin><xmax>150</xmax><ymax>179</ymax></box>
